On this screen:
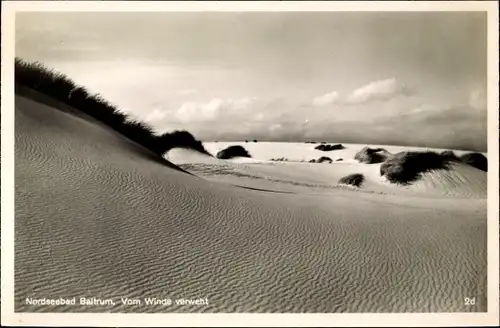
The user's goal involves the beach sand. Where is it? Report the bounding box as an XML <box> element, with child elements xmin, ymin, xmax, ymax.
<box><xmin>15</xmin><ymin>92</ymin><xmax>487</xmax><ymax>313</ymax></box>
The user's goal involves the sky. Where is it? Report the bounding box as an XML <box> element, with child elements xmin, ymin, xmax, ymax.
<box><xmin>16</xmin><ymin>11</ymin><xmax>487</xmax><ymax>151</ymax></box>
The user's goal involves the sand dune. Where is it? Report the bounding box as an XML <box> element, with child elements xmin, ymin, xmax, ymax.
<box><xmin>203</xmin><ymin>141</ymin><xmax>483</xmax><ymax>164</ymax></box>
<box><xmin>15</xmin><ymin>93</ymin><xmax>487</xmax><ymax>313</ymax></box>
<box><xmin>167</xmin><ymin>146</ymin><xmax>486</xmax><ymax>199</ymax></box>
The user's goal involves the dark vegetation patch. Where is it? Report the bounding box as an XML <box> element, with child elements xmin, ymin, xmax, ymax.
<box><xmin>15</xmin><ymin>58</ymin><xmax>209</xmax><ymax>157</ymax></box>
<box><xmin>441</xmin><ymin>150</ymin><xmax>487</xmax><ymax>172</ymax></box>
<box><xmin>380</xmin><ymin>151</ymin><xmax>450</xmax><ymax>184</ymax></box>
<box><xmin>354</xmin><ymin>147</ymin><xmax>391</xmax><ymax>164</ymax></box>
<box><xmin>440</xmin><ymin>150</ymin><xmax>461</xmax><ymax>162</ymax></box>
<box><xmin>308</xmin><ymin>156</ymin><xmax>333</xmax><ymax>163</ymax></box>
<box><xmin>315</xmin><ymin>144</ymin><xmax>345</xmax><ymax>151</ymax></box>
<box><xmin>338</xmin><ymin>173</ymin><xmax>365</xmax><ymax>187</ymax></box>
<box><xmin>459</xmin><ymin>152</ymin><xmax>487</xmax><ymax>172</ymax></box>
<box><xmin>317</xmin><ymin>156</ymin><xmax>333</xmax><ymax>163</ymax></box>
<box><xmin>270</xmin><ymin>157</ymin><xmax>288</xmax><ymax>162</ymax></box>
<box><xmin>216</xmin><ymin>145</ymin><xmax>251</xmax><ymax>159</ymax></box>
<box><xmin>155</xmin><ymin>130</ymin><xmax>212</xmax><ymax>156</ymax></box>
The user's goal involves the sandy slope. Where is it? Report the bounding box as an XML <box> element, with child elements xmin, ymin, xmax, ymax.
<box><xmin>15</xmin><ymin>93</ymin><xmax>487</xmax><ymax>313</ymax></box>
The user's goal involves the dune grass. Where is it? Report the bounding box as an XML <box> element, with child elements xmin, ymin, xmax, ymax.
<box><xmin>270</xmin><ymin>157</ymin><xmax>288</xmax><ymax>162</ymax></box>
<box><xmin>440</xmin><ymin>150</ymin><xmax>487</xmax><ymax>172</ymax></box>
<box><xmin>317</xmin><ymin>156</ymin><xmax>333</xmax><ymax>163</ymax></box>
<box><xmin>314</xmin><ymin>144</ymin><xmax>345</xmax><ymax>151</ymax></box>
<box><xmin>380</xmin><ymin>151</ymin><xmax>450</xmax><ymax>185</ymax></box>
<box><xmin>15</xmin><ymin>58</ymin><xmax>209</xmax><ymax>157</ymax></box>
<box><xmin>155</xmin><ymin>130</ymin><xmax>212</xmax><ymax>156</ymax></box>
<box><xmin>307</xmin><ymin>156</ymin><xmax>333</xmax><ymax>163</ymax></box>
<box><xmin>459</xmin><ymin>152</ymin><xmax>487</xmax><ymax>172</ymax></box>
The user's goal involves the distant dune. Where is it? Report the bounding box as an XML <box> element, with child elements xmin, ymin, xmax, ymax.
<box><xmin>15</xmin><ymin>74</ymin><xmax>487</xmax><ymax>312</ymax></box>
<box><xmin>171</xmin><ymin>143</ymin><xmax>486</xmax><ymax>199</ymax></box>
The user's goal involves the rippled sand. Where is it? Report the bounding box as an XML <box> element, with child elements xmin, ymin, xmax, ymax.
<box><xmin>15</xmin><ymin>93</ymin><xmax>487</xmax><ymax>313</ymax></box>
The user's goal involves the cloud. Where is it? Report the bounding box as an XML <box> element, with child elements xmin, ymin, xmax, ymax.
<box><xmin>410</xmin><ymin>104</ymin><xmax>442</xmax><ymax>114</ymax></box>
<box><xmin>144</xmin><ymin>108</ymin><xmax>168</xmax><ymax>123</ymax></box>
<box><xmin>175</xmin><ymin>96</ymin><xmax>257</xmax><ymax>122</ymax></box>
<box><xmin>383</xmin><ymin>100</ymin><xmax>487</xmax><ymax>150</ymax></box>
<box><xmin>310</xmin><ymin>78</ymin><xmax>414</xmax><ymax>108</ymax></box>
<box><xmin>346</xmin><ymin>78</ymin><xmax>413</xmax><ymax>104</ymax></box>
<box><xmin>136</xmin><ymin>86</ymin><xmax>485</xmax><ymax>151</ymax></box>
<box><xmin>312</xmin><ymin>91</ymin><xmax>339</xmax><ymax>107</ymax></box>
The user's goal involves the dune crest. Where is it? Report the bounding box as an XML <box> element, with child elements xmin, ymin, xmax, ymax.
<box><xmin>15</xmin><ymin>59</ymin><xmax>209</xmax><ymax>157</ymax></box>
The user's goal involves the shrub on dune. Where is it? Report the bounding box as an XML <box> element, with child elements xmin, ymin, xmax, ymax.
<box><xmin>154</xmin><ymin>130</ymin><xmax>211</xmax><ymax>156</ymax></box>
<box><xmin>317</xmin><ymin>156</ymin><xmax>333</xmax><ymax>163</ymax></box>
<box><xmin>459</xmin><ymin>152</ymin><xmax>487</xmax><ymax>172</ymax></box>
<box><xmin>354</xmin><ymin>147</ymin><xmax>391</xmax><ymax>164</ymax></box>
<box><xmin>216</xmin><ymin>145</ymin><xmax>251</xmax><ymax>159</ymax></box>
<box><xmin>270</xmin><ymin>157</ymin><xmax>288</xmax><ymax>162</ymax></box>
<box><xmin>380</xmin><ymin>151</ymin><xmax>450</xmax><ymax>184</ymax></box>
<box><xmin>253</xmin><ymin>140</ymin><xmax>258</xmax><ymax>143</ymax></box>
<box><xmin>440</xmin><ymin>150</ymin><xmax>460</xmax><ymax>162</ymax></box>
<box><xmin>338</xmin><ymin>173</ymin><xmax>365</xmax><ymax>187</ymax></box>
<box><xmin>315</xmin><ymin>144</ymin><xmax>345</xmax><ymax>151</ymax></box>
<box><xmin>309</xmin><ymin>159</ymin><xmax>316</xmax><ymax>163</ymax></box>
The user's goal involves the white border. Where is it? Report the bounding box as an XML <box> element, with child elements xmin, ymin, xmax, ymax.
<box><xmin>1</xmin><ymin>1</ymin><xmax>499</xmax><ymax>327</ymax></box>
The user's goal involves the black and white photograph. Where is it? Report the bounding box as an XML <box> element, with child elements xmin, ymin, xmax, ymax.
<box><xmin>1</xmin><ymin>1</ymin><xmax>499</xmax><ymax>327</ymax></box>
